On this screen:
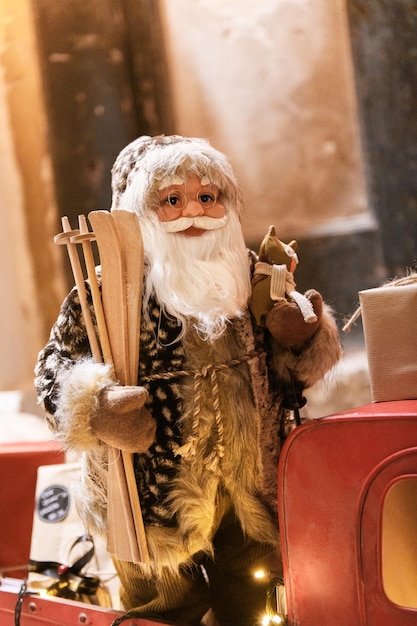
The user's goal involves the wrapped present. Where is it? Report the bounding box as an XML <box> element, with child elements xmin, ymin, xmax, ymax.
<box><xmin>359</xmin><ymin>276</ymin><xmax>417</xmax><ymax>402</ymax></box>
<box><xmin>28</xmin><ymin>462</ymin><xmax>120</xmax><ymax>610</ymax></box>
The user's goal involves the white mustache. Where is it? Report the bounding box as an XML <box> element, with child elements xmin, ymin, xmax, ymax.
<box><xmin>161</xmin><ymin>215</ymin><xmax>228</xmax><ymax>233</ymax></box>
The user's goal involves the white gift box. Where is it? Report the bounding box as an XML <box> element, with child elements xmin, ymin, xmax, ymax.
<box><xmin>359</xmin><ymin>283</ymin><xmax>417</xmax><ymax>402</ymax></box>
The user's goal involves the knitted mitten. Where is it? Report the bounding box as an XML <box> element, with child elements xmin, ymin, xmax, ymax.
<box><xmin>266</xmin><ymin>288</ymin><xmax>323</xmax><ymax>351</ymax></box>
<box><xmin>91</xmin><ymin>385</ymin><xmax>156</xmax><ymax>453</ymax></box>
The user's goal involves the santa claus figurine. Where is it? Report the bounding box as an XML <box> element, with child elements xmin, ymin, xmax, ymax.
<box><xmin>35</xmin><ymin>135</ymin><xmax>341</xmax><ymax>626</ymax></box>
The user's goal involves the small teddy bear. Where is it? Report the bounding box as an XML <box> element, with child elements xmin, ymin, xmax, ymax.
<box><xmin>249</xmin><ymin>225</ymin><xmax>323</xmax><ymax>351</ymax></box>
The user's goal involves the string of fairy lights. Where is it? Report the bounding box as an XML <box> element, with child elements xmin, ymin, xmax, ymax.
<box><xmin>253</xmin><ymin>568</ymin><xmax>287</xmax><ymax>625</ymax></box>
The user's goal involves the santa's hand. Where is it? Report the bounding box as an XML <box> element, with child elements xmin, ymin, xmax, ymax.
<box><xmin>91</xmin><ymin>385</ymin><xmax>156</xmax><ymax>453</ymax></box>
<box><xmin>266</xmin><ymin>289</ymin><xmax>323</xmax><ymax>351</ymax></box>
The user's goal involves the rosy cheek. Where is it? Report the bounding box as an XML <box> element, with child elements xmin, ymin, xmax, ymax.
<box><xmin>211</xmin><ymin>202</ymin><xmax>226</xmax><ymax>217</ymax></box>
<box><xmin>157</xmin><ymin>208</ymin><xmax>174</xmax><ymax>222</ymax></box>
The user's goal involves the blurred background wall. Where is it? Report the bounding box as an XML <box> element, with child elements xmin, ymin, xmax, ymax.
<box><xmin>1</xmin><ymin>0</ymin><xmax>416</xmax><ymax>409</ymax></box>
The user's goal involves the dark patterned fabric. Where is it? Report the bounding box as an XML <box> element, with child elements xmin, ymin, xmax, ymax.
<box><xmin>134</xmin><ymin>298</ymin><xmax>186</xmax><ymax>526</ymax></box>
<box><xmin>36</xmin><ymin>287</ymin><xmax>94</xmax><ymax>418</ymax></box>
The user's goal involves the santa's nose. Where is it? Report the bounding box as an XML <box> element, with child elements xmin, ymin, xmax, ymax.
<box><xmin>182</xmin><ymin>199</ymin><xmax>204</xmax><ymax>217</ymax></box>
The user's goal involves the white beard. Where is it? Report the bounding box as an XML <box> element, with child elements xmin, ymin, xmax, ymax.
<box><xmin>140</xmin><ymin>211</ymin><xmax>251</xmax><ymax>342</ymax></box>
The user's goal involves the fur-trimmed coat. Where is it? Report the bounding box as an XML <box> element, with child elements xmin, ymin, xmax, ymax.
<box><xmin>34</xmin><ymin>254</ymin><xmax>341</xmax><ymax>574</ymax></box>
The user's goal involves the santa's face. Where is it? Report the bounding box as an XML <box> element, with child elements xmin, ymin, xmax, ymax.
<box><xmin>157</xmin><ymin>174</ymin><xmax>227</xmax><ymax>237</ymax></box>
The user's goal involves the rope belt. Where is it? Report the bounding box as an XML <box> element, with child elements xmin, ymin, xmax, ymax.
<box><xmin>140</xmin><ymin>351</ymin><xmax>261</xmax><ymax>472</ymax></box>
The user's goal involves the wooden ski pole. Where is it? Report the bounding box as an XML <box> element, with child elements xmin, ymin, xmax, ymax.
<box><xmin>70</xmin><ymin>215</ymin><xmax>112</xmax><ymax>364</ymax></box>
<box><xmin>54</xmin><ymin>217</ymin><xmax>102</xmax><ymax>361</ymax></box>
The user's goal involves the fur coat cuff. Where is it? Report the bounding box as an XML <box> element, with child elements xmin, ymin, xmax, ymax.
<box><xmin>55</xmin><ymin>359</ymin><xmax>114</xmax><ymax>451</ymax></box>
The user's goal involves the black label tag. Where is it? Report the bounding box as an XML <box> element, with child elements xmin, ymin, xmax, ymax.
<box><xmin>36</xmin><ymin>485</ymin><xmax>70</xmax><ymax>523</ymax></box>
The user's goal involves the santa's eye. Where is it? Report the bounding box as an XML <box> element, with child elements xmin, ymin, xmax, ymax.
<box><xmin>163</xmin><ymin>190</ymin><xmax>186</xmax><ymax>209</ymax></box>
<box><xmin>197</xmin><ymin>191</ymin><xmax>217</xmax><ymax>207</ymax></box>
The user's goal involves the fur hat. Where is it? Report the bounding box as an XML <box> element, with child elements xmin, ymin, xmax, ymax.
<box><xmin>111</xmin><ymin>134</ymin><xmax>243</xmax><ymax>217</ymax></box>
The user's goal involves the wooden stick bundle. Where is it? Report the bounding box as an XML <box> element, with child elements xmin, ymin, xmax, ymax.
<box><xmin>55</xmin><ymin>211</ymin><xmax>149</xmax><ymax>564</ymax></box>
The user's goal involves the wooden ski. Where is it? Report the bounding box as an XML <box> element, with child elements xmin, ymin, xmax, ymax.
<box><xmin>88</xmin><ymin>210</ymin><xmax>149</xmax><ymax>564</ymax></box>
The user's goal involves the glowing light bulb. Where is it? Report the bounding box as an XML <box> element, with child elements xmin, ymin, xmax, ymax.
<box><xmin>254</xmin><ymin>569</ymin><xmax>267</xmax><ymax>580</ymax></box>
<box><xmin>261</xmin><ymin>613</ymin><xmax>283</xmax><ymax>625</ymax></box>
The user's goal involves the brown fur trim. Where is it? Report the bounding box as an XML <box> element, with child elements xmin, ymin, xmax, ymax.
<box><xmin>142</xmin><ymin>526</ymin><xmax>198</xmax><ymax>576</ymax></box>
<box><xmin>73</xmin><ymin>448</ymin><xmax>108</xmax><ymax>537</ymax></box>
<box><xmin>233</xmin><ymin>313</ymin><xmax>283</xmax><ymax>532</ymax></box>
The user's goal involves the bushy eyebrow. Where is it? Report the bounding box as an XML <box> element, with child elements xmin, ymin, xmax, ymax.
<box><xmin>158</xmin><ymin>183</ymin><xmax>218</xmax><ymax>195</ymax></box>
